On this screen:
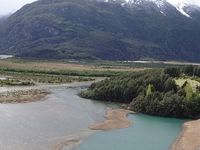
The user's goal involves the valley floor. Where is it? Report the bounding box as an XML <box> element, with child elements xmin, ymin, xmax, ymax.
<box><xmin>0</xmin><ymin>58</ymin><xmax>200</xmax><ymax>150</ymax></box>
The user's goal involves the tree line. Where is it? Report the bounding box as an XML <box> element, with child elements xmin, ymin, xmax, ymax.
<box><xmin>164</xmin><ymin>65</ymin><xmax>200</xmax><ymax>77</ymax></box>
<box><xmin>80</xmin><ymin>68</ymin><xmax>200</xmax><ymax>118</ymax></box>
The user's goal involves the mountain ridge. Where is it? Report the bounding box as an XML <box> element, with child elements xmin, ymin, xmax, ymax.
<box><xmin>102</xmin><ymin>0</ymin><xmax>200</xmax><ymax>17</ymax></box>
<box><xmin>0</xmin><ymin>0</ymin><xmax>200</xmax><ymax>61</ymax></box>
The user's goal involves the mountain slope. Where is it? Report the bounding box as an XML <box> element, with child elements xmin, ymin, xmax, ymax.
<box><xmin>0</xmin><ymin>0</ymin><xmax>200</xmax><ymax>61</ymax></box>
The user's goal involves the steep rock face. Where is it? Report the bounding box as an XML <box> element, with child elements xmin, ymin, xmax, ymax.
<box><xmin>0</xmin><ymin>0</ymin><xmax>200</xmax><ymax>61</ymax></box>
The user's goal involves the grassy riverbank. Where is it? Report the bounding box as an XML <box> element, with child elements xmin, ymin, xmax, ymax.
<box><xmin>0</xmin><ymin>59</ymin><xmax>150</xmax><ymax>85</ymax></box>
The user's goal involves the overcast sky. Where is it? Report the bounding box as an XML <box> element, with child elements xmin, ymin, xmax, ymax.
<box><xmin>0</xmin><ymin>0</ymin><xmax>200</xmax><ymax>16</ymax></box>
<box><xmin>0</xmin><ymin>0</ymin><xmax>37</xmax><ymax>15</ymax></box>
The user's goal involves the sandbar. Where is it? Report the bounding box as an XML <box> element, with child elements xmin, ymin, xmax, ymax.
<box><xmin>89</xmin><ymin>108</ymin><xmax>133</xmax><ymax>131</ymax></box>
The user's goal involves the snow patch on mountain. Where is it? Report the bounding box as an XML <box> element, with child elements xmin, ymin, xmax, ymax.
<box><xmin>166</xmin><ymin>0</ymin><xmax>190</xmax><ymax>17</ymax></box>
<box><xmin>103</xmin><ymin>0</ymin><xmax>200</xmax><ymax>17</ymax></box>
<box><xmin>132</xmin><ymin>0</ymin><xmax>192</xmax><ymax>17</ymax></box>
<box><xmin>167</xmin><ymin>0</ymin><xmax>200</xmax><ymax>17</ymax></box>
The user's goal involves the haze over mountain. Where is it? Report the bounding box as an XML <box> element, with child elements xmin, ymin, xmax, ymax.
<box><xmin>0</xmin><ymin>0</ymin><xmax>200</xmax><ymax>61</ymax></box>
<box><xmin>0</xmin><ymin>0</ymin><xmax>37</xmax><ymax>15</ymax></box>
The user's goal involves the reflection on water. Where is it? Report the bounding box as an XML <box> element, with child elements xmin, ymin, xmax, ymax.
<box><xmin>0</xmin><ymin>87</ymin><xmax>107</xmax><ymax>150</ymax></box>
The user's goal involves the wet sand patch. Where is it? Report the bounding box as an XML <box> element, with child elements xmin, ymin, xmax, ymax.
<box><xmin>51</xmin><ymin>131</ymin><xmax>95</xmax><ymax>150</ymax></box>
<box><xmin>52</xmin><ymin>138</ymin><xmax>81</xmax><ymax>150</ymax></box>
<box><xmin>89</xmin><ymin>108</ymin><xmax>134</xmax><ymax>131</ymax></box>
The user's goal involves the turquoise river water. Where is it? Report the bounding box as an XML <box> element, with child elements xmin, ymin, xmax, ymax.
<box><xmin>0</xmin><ymin>83</ymin><xmax>186</xmax><ymax>150</ymax></box>
<box><xmin>76</xmin><ymin>114</ymin><xmax>185</xmax><ymax>150</ymax></box>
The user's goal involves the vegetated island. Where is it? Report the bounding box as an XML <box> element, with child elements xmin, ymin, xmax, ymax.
<box><xmin>80</xmin><ymin>65</ymin><xmax>200</xmax><ymax>149</ymax></box>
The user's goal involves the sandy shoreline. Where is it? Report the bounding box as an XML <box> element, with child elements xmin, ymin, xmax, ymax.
<box><xmin>89</xmin><ymin>108</ymin><xmax>133</xmax><ymax>131</ymax></box>
<box><xmin>172</xmin><ymin>119</ymin><xmax>200</xmax><ymax>150</ymax></box>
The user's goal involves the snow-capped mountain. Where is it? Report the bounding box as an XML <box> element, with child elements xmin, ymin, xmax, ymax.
<box><xmin>165</xmin><ymin>0</ymin><xmax>200</xmax><ymax>17</ymax></box>
<box><xmin>1</xmin><ymin>0</ymin><xmax>200</xmax><ymax>62</ymax></box>
<box><xmin>103</xmin><ymin>0</ymin><xmax>200</xmax><ymax>17</ymax></box>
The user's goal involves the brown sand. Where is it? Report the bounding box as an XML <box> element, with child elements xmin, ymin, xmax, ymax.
<box><xmin>89</xmin><ymin>108</ymin><xmax>133</xmax><ymax>131</ymax></box>
<box><xmin>52</xmin><ymin>138</ymin><xmax>81</xmax><ymax>150</ymax></box>
<box><xmin>172</xmin><ymin>119</ymin><xmax>200</xmax><ymax>150</ymax></box>
<box><xmin>0</xmin><ymin>89</ymin><xmax>49</xmax><ymax>103</ymax></box>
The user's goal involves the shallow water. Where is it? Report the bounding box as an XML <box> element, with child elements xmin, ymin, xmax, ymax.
<box><xmin>0</xmin><ymin>84</ymin><xmax>186</xmax><ymax>150</ymax></box>
<box><xmin>0</xmin><ymin>86</ymin><xmax>107</xmax><ymax>150</ymax></box>
<box><xmin>75</xmin><ymin>114</ymin><xmax>185</xmax><ymax>150</ymax></box>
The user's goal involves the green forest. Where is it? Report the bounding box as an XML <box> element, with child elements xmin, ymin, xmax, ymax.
<box><xmin>80</xmin><ymin>66</ymin><xmax>200</xmax><ymax>118</ymax></box>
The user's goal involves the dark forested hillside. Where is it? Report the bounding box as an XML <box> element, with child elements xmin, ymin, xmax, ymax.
<box><xmin>0</xmin><ymin>0</ymin><xmax>200</xmax><ymax>61</ymax></box>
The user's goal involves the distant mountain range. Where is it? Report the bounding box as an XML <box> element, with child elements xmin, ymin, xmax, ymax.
<box><xmin>0</xmin><ymin>0</ymin><xmax>200</xmax><ymax>61</ymax></box>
